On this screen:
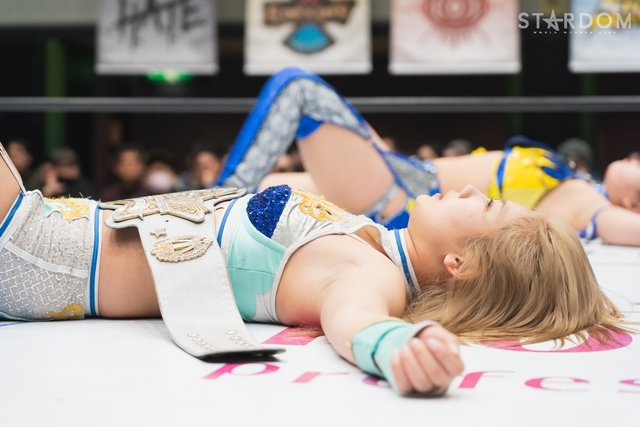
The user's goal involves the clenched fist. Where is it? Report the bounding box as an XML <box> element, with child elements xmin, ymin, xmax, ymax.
<box><xmin>390</xmin><ymin>324</ymin><xmax>464</xmax><ymax>395</ymax></box>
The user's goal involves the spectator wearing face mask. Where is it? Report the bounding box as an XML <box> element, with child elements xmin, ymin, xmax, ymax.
<box><xmin>142</xmin><ymin>149</ymin><xmax>179</xmax><ymax>195</ymax></box>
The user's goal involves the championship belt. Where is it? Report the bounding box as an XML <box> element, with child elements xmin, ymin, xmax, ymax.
<box><xmin>100</xmin><ymin>188</ymin><xmax>284</xmax><ymax>360</ymax></box>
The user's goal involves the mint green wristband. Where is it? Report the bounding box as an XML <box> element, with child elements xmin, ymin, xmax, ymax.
<box><xmin>351</xmin><ymin>320</ymin><xmax>438</xmax><ymax>387</ymax></box>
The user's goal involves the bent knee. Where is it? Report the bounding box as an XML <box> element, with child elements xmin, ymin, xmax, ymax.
<box><xmin>258</xmin><ymin>172</ymin><xmax>318</xmax><ymax>193</ymax></box>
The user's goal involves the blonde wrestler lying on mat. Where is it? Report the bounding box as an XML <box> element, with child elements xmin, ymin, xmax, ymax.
<box><xmin>0</xmin><ymin>142</ymin><xmax>627</xmax><ymax>397</ymax></box>
<box><xmin>216</xmin><ymin>67</ymin><xmax>640</xmax><ymax>246</ymax></box>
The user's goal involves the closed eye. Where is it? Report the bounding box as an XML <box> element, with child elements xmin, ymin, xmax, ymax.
<box><xmin>485</xmin><ymin>198</ymin><xmax>495</xmax><ymax>211</ymax></box>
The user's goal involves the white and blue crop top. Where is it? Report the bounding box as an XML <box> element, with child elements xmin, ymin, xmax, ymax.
<box><xmin>215</xmin><ymin>185</ymin><xmax>420</xmax><ymax>323</ymax></box>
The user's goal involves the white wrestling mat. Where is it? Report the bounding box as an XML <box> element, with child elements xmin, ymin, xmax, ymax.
<box><xmin>2</xmin><ymin>241</ymin><xmax>639</xmax><ymax>427</ymax></box>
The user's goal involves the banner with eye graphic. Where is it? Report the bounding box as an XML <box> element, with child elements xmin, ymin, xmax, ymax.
<box><xmin>244</xmin><ymin>0</ymin><xmax>372</xmax><ymax>75</ymax></box>
<box><xmin>389</xmin><ymin>0</ymin><xmax>521</xmax><ymax>74</ymax></box>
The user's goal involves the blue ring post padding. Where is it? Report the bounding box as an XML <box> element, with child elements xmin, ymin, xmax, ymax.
<box><xmin>0</xmin><ymin>192</ymin><xmax>24</xmax><ymax>239</ymax></box>
<box><xmin>88</xmin><ymin>207</ymin><xmax>101</xmax><ymax>317</ymax></box>
<box><xmin>215</xmin><ymin>67</ymin><xmax>370</xmax><ymax>187</ymax></box>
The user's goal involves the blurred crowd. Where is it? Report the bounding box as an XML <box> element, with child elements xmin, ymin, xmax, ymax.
<box><xmin>4</xmin><ymin>138</ymin><xmax>305</xmax><ymax>201</ymax></box>
<box><xmin>5</xmin><ymin>135</ymin><xmax>608</xmax><ymax>201</ymax></box>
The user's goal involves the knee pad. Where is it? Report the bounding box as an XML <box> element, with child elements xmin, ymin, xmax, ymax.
<box><xmin>216</xmin><ymin>67</ymin><xmax>370</xmax><ymax>191</ymax></box>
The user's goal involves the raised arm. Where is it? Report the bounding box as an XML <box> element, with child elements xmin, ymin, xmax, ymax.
<box><xmin>318</xmin><ymin>264</ymin><xmax>464</xmax><ymax>395</ymax></box>
<box><xmin>597</xmin><ymin>206</ymin><xmax>640</xmax><ymax>246</ymax></box>
<box><xmin>536</xmin><ymin>179</ymin><xmax>640</xmax><ymax>246</ymax></box>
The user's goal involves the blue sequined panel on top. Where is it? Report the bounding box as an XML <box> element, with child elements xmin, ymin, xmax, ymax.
<box><xmin>247</xmin><ymin>185</ymin><xmax>293</xmax><ymax>238</ymax></box>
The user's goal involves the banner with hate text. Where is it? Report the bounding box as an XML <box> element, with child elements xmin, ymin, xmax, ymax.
<box><xmin>97</xmin><ymin>0</ymin><xmax>218</xmax><ymax>75</ymax></box>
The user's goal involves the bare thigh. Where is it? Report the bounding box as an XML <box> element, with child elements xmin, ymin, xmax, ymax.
<box><xmin>258</xmin><ymin>172</ymin><xmax>320</xmax><ymax>193</ymax></box>
<box><xmin>0</xmin><ymin>154</ymin><xmax>22</xmax><ymax>224</ymax></box>
<box><xmin>297</xmin><ymin>124</ymin><xmax>404</xmax><ymax>214</ymax></box>
<box><xmin>96</xmin><ymin>203</ymin><xmax>232</xmax><ymax>318</ymax></box>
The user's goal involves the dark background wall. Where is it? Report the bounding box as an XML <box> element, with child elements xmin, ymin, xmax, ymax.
<box><xmin>0</xmin><ymin>22</ymin><xmax>638</xmax><ymax>191</ymax></box>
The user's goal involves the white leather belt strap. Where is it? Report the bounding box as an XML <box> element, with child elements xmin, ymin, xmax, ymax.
<box><xmin>100</xmin><ymin>188</ymin><xmax>284</xmax><ymax>360</ymax></box>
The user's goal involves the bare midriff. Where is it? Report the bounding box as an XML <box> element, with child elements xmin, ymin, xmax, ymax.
<box><xmin>96</xmin><ymin>198</ymin><xmax>387</xmax><ymax>328</ymax></box>
<box><xmin>97</xmin><ymin>201</ymin><xmax>232</xmax><ymax>318</ymax></box>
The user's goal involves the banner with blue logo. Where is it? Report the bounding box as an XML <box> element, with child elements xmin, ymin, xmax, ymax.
<box><xmin>244</xmin><ymin>0</ymin><xmax>372</xmax><ymax>75</ymax></box>
<box><xmin>569</xmin><ymin>0</ymin><xmax>640</xmax><ymax>72</ymax></box>
<box><xmin>96</xmin><ymin>0</ymin><xmax>218</xmax><ymax>75</ymax></box>
<box><xmin>389</xmin><ymin>0</ymin><xmax>520</xmax><ymax>74</ymax></box>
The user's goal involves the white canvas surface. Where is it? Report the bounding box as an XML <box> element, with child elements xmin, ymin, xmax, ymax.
<box><xmin>1</xmin><ymin>241</ymin><xmax>639</xmax><ymax>427</ymax></box>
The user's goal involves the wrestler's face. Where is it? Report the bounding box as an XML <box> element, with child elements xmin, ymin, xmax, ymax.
<box><xmin>605</xmin><ymin>158</ymin><xmax>640</xmax><ymax>213</ymax></box>
<box><xmin>408</xmin><ymin>185</ymin><xmax>532</xmax><ymax>257</ymax></box>
<box><xmin>618</xmin><ymin>157</ymin><xmax>640</xmax><ymax>213</ymax></box>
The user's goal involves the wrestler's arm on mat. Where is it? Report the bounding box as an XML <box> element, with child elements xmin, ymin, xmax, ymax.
<box><xmin>536</xmin><ymin>179</ymin><xmax>640</xmax><ymax>246</ymax></box>
<box><xmin>317</xmin><ymin>264</ymin><xmax>463</xmax><ymax>394</ymax></box>
<box><xmin>596</xmin><ymin>207</ymin><xmax>640</xmax><ymax>246</ymax></box>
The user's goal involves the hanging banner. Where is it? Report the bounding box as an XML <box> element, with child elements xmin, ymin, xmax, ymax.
<box><xmin>389</xmin><ymin>0</ymin><xmax>521</xmax><ymax>74</ymax></box>
<box><xmin>244</xmin><ymin>0</ymin><xmax>372</xmax><ymax>75</ymax></box>
<box><xmin>96</xmin><ymin>0</ymin><xmax>218</xmax><ymax>75</ymax></box>
<box><xmin>569</xmin><ymin>0</ymin><xmax>640</xmax><ymax>73</ymax></box>
<box><xmin>522</xmin><ymin>0</ymin><xmax>571</xmax><ymax>15</ymax></box>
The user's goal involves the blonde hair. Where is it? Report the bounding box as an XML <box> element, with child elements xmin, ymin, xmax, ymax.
<box><xmin>403</xmin><ymin>215</ymin><xmax>629</xmax><ymax>345</ymax></box>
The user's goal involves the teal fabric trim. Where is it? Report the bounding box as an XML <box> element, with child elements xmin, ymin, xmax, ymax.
<box><xmin>226</xmin><ymin>202</ymin><xmax>286</xmax><ymax>321</ymax></box>
<box><xmin>352</xmin><ymin>320</ymin><xmax>408</xmax><ymax>378</ymax></box>
<box><xmin>352</xmin><ymin>320</ymin><xmax>436</xmax><ymax>390</ymax></box>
